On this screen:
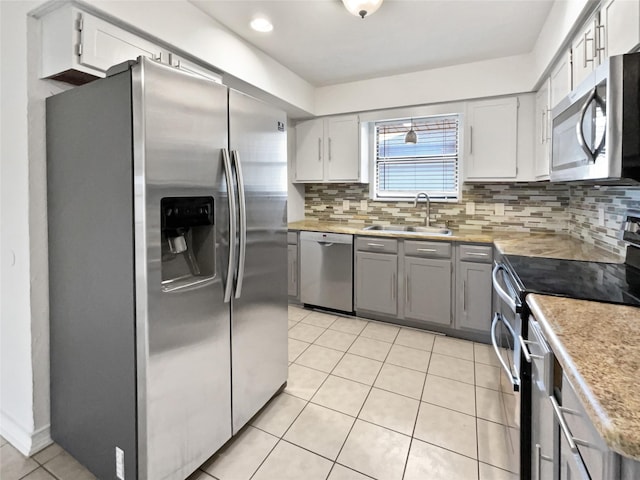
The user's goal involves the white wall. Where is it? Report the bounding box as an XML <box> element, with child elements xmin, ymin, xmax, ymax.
<box><xmin>314</xmin><ymin>53</ymin><xmax>535</xmax><ymax>116</ymax></box>
<box><xmin>1</xmin><ymin>0</ymin><xmax>37</xmax><ymax>455</ymax></box>
<box><xmin>82</xmin><ymin>0</ymin><xmax>316</xmax><ymax>115</ymax></box>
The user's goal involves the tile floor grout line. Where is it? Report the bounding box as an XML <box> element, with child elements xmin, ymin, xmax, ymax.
<box><xmin>321</xmin><ymin>324</ymin><xmax>399</xmax><ymax>479</ymax></box>
<box><xmin>400</xmin><ymin>336</ymin><xmax>435</xmax><ymax>480</ymax></box>
<box><xmin>475</xmin><ymin>344</ymin><xmax>482</xmax><ymax>480</ymax></box>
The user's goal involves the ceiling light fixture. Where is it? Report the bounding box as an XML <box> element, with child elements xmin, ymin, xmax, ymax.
<box><xmin>341</xmin><ymin>0</ymin><xmax>384</xmax><ymax>19</ymax></box>
<box><xmin>250</xmin><ymin>17</ymin><xmax>273</xmax><ymax>32</ymax></box>
<box><xmin>405</xmin><ymin>118</ymin><xmax>417</xmax><ymax>144</ymax></box>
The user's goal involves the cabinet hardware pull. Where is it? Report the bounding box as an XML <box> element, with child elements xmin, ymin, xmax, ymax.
<box><xmin>463</xmin><ymin>280</ymin><xmax>466</xmax><ymax>312</ymax></box>
<box><xmin>583</xmin><ymin>32</ymin><xmax>595</xmax><ymax>67</ymax></box>
<box><xmin>519</xmin><ymin>335</ymin><xmax>544</xmax><ymax>363</ymax></box>
<box><xmin>406</xmin><ymin>274</ymin><xmax>410</xmax><ymax>306</ymax></box>
<box><xmin>467</xmin><ymin>252</ymin><xmax>488</xmax><ymax>256</ymax></box>
<box><xmin>535</xmin><ymin>444</ymin><xmax>541</xmax><ymax>480</ymax></box>
<box><xmin>596</xmin><ymin>24</ymin><xmax>606</xmax><ymax>56</ymax></box>
<box><xmin>367</xmin><ymin>243</ymin><xmax>385</xmax><ymax>248</ymax></box>
<box><xmin>391</xmin><ymin>273</ymin><xmax>396</xmax><ymax>300</ymax></box>
<box><xmin>417</xmin><ymin>248</ymin><xmax>437</xmax><ymax>252</ymax></box>
<box><xmin>469</xmin><ymin>126</ymin><xmax>473</xmax><ymax>154</ymax></box>
<box><xmin>549</xmin><ymin>395</ymin><xmax>578</xmax><ymax>453</ymax></box>
<box><xmin>318</xmin><ymin>138</ymin><xmax>322</xmax><ymax>161</ymax></box>
<box><xmin>328</xmin><ymin>138</ymin><xmax>332</xmax><ymax>161</ymax></box>
<box><xmin>541</xmin><ymin>110</ymin><xmax>546</xmax><ymax>144</ymax></box>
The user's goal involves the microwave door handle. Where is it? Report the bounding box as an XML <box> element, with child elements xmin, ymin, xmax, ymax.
<box><xmin>576</xmin><ymin>87</ymin><xmax>598</xmax><ymax>163</ymax></box>
<box><xmin>592</xmin><ymin>93</ymin><xmax>607</xmax><ymax>159</ymax></box>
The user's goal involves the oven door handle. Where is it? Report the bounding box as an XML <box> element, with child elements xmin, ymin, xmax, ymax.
<box><xmin>491</xmin><ymin>312</ymin><xmax>520</xmax><ymax>389</ymax></box>
<box><xmin>492</xmin><ymin>264</ymin><xmax>517</xmax><ymax>313</ymax></box>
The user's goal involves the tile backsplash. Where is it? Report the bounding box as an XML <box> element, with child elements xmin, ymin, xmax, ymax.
<box><xmin>304</xmin><ymin>182</ymin><xmax>640</xmax><ymax>257</ymax></box>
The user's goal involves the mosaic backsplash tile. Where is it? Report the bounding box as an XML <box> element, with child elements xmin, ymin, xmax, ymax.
<box><xmin>303</xmin><ymin>182</ymin><xmax>640</xmax><ymax>257</ymax></box>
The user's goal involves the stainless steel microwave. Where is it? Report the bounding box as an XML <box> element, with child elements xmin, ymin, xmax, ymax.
<box><xmin>550</xmin><ymin>53</ymin><xmax>640</xmax><ymax>182</ymax></box>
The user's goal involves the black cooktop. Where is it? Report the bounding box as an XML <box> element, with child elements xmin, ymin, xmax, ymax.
<box><xmin>503</xmin><ymin>255</ymin><xmax>640</xmax><ymax>307</ymax></box>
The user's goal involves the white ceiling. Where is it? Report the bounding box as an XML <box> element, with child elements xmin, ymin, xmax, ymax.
<box><xmin>190</xmin><ymin>0</ymin><xmax>555</xmax><ymax>87</ymax></box>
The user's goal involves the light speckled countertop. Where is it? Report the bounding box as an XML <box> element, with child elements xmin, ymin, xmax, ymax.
<box><xmin>527</xmin><ymin>294</ymin><xmax>640</xmax><ymax>460</ymax></box>
<box><xmin>288</xmin><ymin>220</ymin><xmax>621</xmax><ymax>263</ymax></box>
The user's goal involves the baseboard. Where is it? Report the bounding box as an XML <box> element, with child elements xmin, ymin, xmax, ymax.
<box><xmin>0</xmin><ymin>410</ymin><xmax>52</xmax><ymax>456</ymax></box>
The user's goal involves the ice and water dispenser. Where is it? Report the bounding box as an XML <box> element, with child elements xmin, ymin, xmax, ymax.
<box><xmin>161</xmin><ymin>196</ymin><xmax>215</xmax><ymax>291</ymax></box>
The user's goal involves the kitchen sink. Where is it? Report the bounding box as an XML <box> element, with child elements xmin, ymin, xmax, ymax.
<box><xmin>363</xmin><ymin>225</ymin><xmax>452</xmax><ymax>236</ymax></box>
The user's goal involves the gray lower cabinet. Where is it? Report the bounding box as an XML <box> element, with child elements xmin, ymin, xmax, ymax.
<box><xmin>355</xmin><ymin>251</ymin><xmax>398</xmax><ymax>316</ymax></box>
<box><xmin>455</xmin><ymin>244</ymin><xmax>493</xmax><ymax>334</ymax></box>
<box><xmin>404</xmin><ymin>256</ymin><xmax>451</xmax><ymax>325</ymax></box>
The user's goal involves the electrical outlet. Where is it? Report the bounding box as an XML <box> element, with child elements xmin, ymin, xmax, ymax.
<box><xmin>466</xmin><ymin>202</ymin><xmax>475</xmax><ymax>215</ymax></box>
<box><xmin>116</xmin><ymin>447</ymin><xmax>125</xmax><ymax>480</ymax></box>
<box><xmin>495</xmin><ymin>203</ymin><xmax>505</xmax><ymax>216</ymax></box>
<box><xmin>598</xmin><ymin>207</ymin><xmax>605</xmax><ymax>227</ymax></box>
<box><xmin>342</xmin><ymin>200</ymin><xmax>350</xmax><ymax>210</ymax></box>
<box><xmin>360</xmin><ymin>200</ymin><xmax>368</xmax><ymax>211</ymax></box>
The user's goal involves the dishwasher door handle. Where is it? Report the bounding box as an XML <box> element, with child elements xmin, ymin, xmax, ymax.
<box><xmin>317</xmin><ymin>241</ymin><xmax>335</xmax><ymax>247</ymax></box>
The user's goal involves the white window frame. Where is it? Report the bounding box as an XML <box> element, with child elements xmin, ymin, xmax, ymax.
<box><xmin>370</xmin><ymin>113</ymin><xmax>462</xmax><ymax>202</ymax></box>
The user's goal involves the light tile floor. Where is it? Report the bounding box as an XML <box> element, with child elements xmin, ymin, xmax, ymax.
<box><xmin>1</xmin><ymin>306</ymin><xmax>519</xmax><ymax>480</ymax></box>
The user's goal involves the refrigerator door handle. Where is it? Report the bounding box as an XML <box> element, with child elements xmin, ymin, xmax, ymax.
<box><xmin>222</xmin><ymin>148</ymin><xmax>237</xmax><ymax>303</ymax></box>
<box><xmin>232</xmin><ymin>150</ymin><xmax>247</xmax><ymax>299</ymax></box>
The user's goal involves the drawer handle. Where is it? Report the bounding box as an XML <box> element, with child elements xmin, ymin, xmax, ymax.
<box><xmin>549</xmin><ymin>395</ymin><xmax>578</xmax><ymax>453</ymax></box>
<box><xmin>367</xmin><ymin>243</ymin><xmax>385</xmax><ymax>248</ymax></box>
<box><xmin>519</xmin><ymin>335</ymin><xmax>544</xmax><ymax>363</ymax></box>
<box><xmin>417</xmin><ymin>248</ymin><xmax>437</xmax><ymax>252</ymax></box>
<box><xmin>467</xmin><ymin>252</ymin><xmax>489</xmax><ymax>257</ymax></box>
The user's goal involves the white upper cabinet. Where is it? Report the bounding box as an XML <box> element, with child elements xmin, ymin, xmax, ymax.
<box><xmin>294</xmin><ymin>119</ymin><xmax>325</xmax><ymax>181</ymax></box>
<box><xmin>294</xmin><ymin>115</ymin><xmax>366</xmax><ymax>183</ymax></box>
<box><xmin>41</xmin><ymin>4</ymin><xmax>166</xmax><ymax>83</ymax></box>
<box><xmin>550</xmin><ymin>51</ymin><xmax>572</xmax><ymax>109</ymax></box>
<box><xmin>325</xmin><ymin>116</ymin><xmax>360</xmax><ymax>181</ymax></box>
<box><xmin>600</xmin><ymin>0</ymin><xmax>640</xmax><ymax>58</ymax></box>
<box><xmin>535</xmin><ymin>79</ymin><xmax>551</xmax><ymax>180</ymax></box>
<box><xmin>571</xmin><ymin>15</ymin><xmax>600</xmax><ymax>88</ymax></box>
<box><xmin>464</xmin><ymin>97</ymin><xmax>519</xmax><ymax>181</ymax></box>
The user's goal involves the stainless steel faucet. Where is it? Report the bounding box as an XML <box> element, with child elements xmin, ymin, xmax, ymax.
<box><xmin>414</xmin><ymin>192</ymin><xmax>431</xmax><ymax>227</ymax></box>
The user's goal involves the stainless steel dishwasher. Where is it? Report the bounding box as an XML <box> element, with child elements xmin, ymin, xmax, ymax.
<box><xmin>300</xmin><ymin>231</ymin><xmax>353</xmax><ymax>313</ymax></box>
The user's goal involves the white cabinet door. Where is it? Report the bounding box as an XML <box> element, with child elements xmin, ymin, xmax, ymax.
<box><xmin>465</xmin><ymin>97</ymin><xmax>518</xmax><ymax>181</ymax></box>
<box><xmin>571</xmin><ymin>16</ymin><xmax>599</xmax><ymax>88</ymax></box>
<box><xmin>600</xmin><ymin>0</ymin><xmax>640</xmax><ymax>58</ymax></box>
<box><xmin>326</xmin><ymin>116</ymin><xmax>360</xmax><ymax>181</ymax></box>
<box><xmin>535</xmin><ymin>79</ymin><xmax>551</xmax><ymax>180</ymax></box>
<box><xmin>550</xmin><ymin>51</ymin><xmax>573</xmax><ymax>109</ymax></box>
<box><xmin>79</xmin><ymin>13</ymin><xmax>163</xmax><ymax>74</ymax></box>
<box><xmin>294</xmin><ymin>119</ymin><xmax>324</xmax><ymax>181</ymax></box>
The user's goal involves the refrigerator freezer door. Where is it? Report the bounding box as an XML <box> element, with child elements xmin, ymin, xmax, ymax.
<box><xmin>229</xmin><ymin>89</ymin><xmax>288</xmax><ymax>433</ymax></box>
<box><xmin>132</xmin><ymin>58</ymin><xmax>232</xmax><ymax>480</ymax></box>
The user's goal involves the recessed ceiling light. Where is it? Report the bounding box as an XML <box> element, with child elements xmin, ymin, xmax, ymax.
<box><xmin>250</xmin><ymin>17</ymin><xmax>273</xmax><ymax>33</ymax></box>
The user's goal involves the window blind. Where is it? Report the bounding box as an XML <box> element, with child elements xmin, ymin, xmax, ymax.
<box><xmin>375</xmin><ymin>115</ymin><xmax>460</xmax><ymax>200</ymax></box>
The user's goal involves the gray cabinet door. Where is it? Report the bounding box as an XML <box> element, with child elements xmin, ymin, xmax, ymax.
<box><xmin>288</xmin><ymin>244</ymin><xmax>298</xmax><ymax>298</ymax></box>
<box><xmin>404</xmin><ymin>257</ymin><xmax>451</xmax><ymax>325</ymax></box>
<box><xmin>456</xmin><ymin>261</ymin><xmax>492</xmax><ymax>333</ymax></box>
<box><xmin>355</xmin><ymin>252</ymin><xmax>397</xmax><ymax>316</ymax></box>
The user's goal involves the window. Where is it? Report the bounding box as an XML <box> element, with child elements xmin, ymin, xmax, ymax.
<box><xmin>374</xmin><ymin>114</ymin><xmax>460</xmax><ymax>201</ymax></box>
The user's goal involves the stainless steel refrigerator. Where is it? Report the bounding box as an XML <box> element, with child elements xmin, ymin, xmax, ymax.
<box><xmin>46</xmin><ymin>57</ymin><xmax>288</xmax><ymax>480</ymax></box>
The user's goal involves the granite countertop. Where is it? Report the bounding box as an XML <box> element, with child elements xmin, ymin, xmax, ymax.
<box><xmin>527</xmin><ymin>294</ymin><xmax>640</xmax><ymax>460</ymax></box>
<box><xmin>288</xmin><ymin>220</ymin><xmax>621</xmax><ymax>263</ymax></box>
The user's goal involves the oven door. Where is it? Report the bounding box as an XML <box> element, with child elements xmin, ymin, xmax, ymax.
<box><xmin>491</xmin><ymin>264</ymin><xmax>522</xmax><ymax>393</ymax></box>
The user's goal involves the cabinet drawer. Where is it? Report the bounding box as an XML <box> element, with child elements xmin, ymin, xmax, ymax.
<box><xmin>459</xmin><ymin>244</ymin><xmax>493</xmax><ymax>263</ymax></box>
<box><xmin>562</xmin><ymin>374</ymin><xmax>614</xmax><ymax>479</ymax></box>
<box><xmin>405</xmin><ymin>240</ymin><xmax>451</xmax><ymax>258</ymax></box>
<box><xmin>356</xmin><ymin>237</ymin><xmax>398</xmax><ymax>253</ymax></box>
<box><xmin>287</xmin><ymin>232</ymin><xmax>298</xmax><ymax>244</ymax></box>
